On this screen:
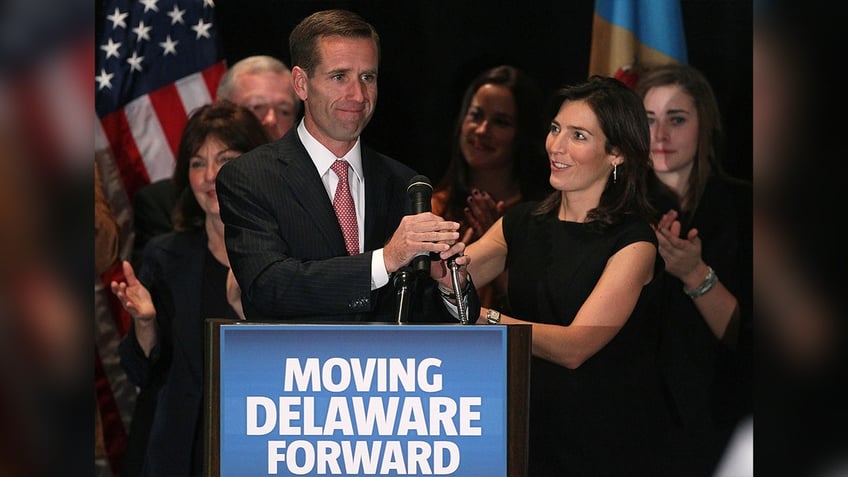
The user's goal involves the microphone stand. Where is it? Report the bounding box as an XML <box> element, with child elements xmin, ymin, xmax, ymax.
<box><xmin>393</xmin><ymin>268</ymin><xmax>414</xmax><ymax>324</ymax></box>
<box><xmin>447</xmin><ymin>256</ymin><xmax>469</xmax><ymax>324</ymax></box>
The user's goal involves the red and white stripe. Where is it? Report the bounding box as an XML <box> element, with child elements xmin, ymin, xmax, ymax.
<box><xmin>96</xmin><ymin>61</ymin><xmax>225</xmax><ymax>200</ymax></box>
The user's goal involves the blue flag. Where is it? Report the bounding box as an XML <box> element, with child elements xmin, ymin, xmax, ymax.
<box><xmin>589</xmin><ymin>0</ymin><xmax>687</xmax><ymax>87</ymax></box>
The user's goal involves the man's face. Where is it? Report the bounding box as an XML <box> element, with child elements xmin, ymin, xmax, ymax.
<box><xmin>293</xmin><ymin>35</ymin><xmax>378</xmax><ymax>156</ymax></box>
<box><xmin>229</xmin><ymin>70</ymin><xmax>297</xmax><ymax>140</ymax></box>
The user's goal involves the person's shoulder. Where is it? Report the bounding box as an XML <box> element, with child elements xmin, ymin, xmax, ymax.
<box><xmin>615</xmin><ymin>214</ymin><xmax>657</xmax><ymax>243</ymax></box>
<box><xmin>135</xmin><ymin>177</ymin><xmax>176</xmax><ymax>202</ymax></box>
<box><xmin>510</xmin><ymin>200</ymin><xmax>539</xmax><ymax>216</ymax></box>
<box><xmin>139</xmin><ymin>230</ymin><xmax>205</xmax><ymax>281</ymax></box>
<box><xmin>622</xmin><ymin>213</ymin><xmax>655</xmax><ymax>228</ymax></box>
<box><xmin>138</xmin><ymin>177</ymin><xmax>174</xmax><ymax>194</ymax></box>
<box><xmin>145</xmin><ymin>229</ymin><xmax>203</xmax><ymax>256</ymax></box>
<box><xmin>713</xmin><ymin>173</ymin><xmax>752</xmax><ymax>193</ymax></box>
<box><xmin>705</xmin><ymin>172</ymin><xmax>750</xmax><ymax>196</ymax></box>
<box><xmin>222</xmin><ymin>141</ymin><xmax>285</xmax><ymax>181</ymax></box>
<box><xmin>708</xmin><ymin>173</ymin><xmax>752</xmax><ymax>210</ymax></box>
<box><xmin>233</xmin><ymin>133</ymin><xmax>306</xmax><ymax>170</ymax></box>
<box><xmin>503</xmin><ymin>200</ymin><xmax>542</xmax><ymax>228</ymax></box>
<box><xmin>235</xmin><ymin>141</ymin><xmax>278</xmax><ymax>163</ymax></box>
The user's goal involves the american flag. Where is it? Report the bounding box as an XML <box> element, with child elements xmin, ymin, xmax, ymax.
<box><xmin>96</xmin><ymin>0</ymin><xmax>225</xmax><ymax>198</ymax></box>
<box><xmin>94</xmin><ymin>1</ymin><xmax>225</xmax><ymax>475</ymax></box>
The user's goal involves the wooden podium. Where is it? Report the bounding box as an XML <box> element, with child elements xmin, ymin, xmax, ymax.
<box><xmin>204</xmin><ymin>320</ymin><xmax>530</xmax><ymax>476</ymax></box>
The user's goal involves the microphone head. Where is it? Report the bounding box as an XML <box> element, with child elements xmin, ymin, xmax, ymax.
<box><xmin>407</xmin><ymin>175</ymin><xmax>433</xmax><ymax>197</ymax></box>
<box><xmin>407</xmin><ymin>174</ymin><xmax>432</xmax><ymax>221</ymax></box>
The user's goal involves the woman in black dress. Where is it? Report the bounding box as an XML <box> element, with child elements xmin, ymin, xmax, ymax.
<box><xmin>438</xmin><ymin>76</ymin><xmax>670</xmax><ymax>476</ymax></box>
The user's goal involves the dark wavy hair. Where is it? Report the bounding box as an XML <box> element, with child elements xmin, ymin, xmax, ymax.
<box><xmin>436</xmin><ymin>65</ymin><xmax>551</xmax><ymax>222</ymax></box>
<box><xmin>535</xmin><ymin>75</ymin><xmax>658</xmax><ymax>228</ymax></box>
<box><xmin>171</xmin><ymin>100</ymin><xmax>270</xmax><ymax>230</ymax></box>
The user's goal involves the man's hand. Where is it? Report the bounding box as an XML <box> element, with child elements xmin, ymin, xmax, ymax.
<box><xmin>383</xmin><ymin>212</ymin><xmax>460</xmax><ymax>273</ymax></box>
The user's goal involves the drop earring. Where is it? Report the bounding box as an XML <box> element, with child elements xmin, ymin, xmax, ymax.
<box><xmin>613</xmin><ymin>163</ymin><xmax>618</xmax><ymax>184</ymax></box>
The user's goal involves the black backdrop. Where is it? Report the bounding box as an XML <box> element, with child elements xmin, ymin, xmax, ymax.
<box><xmin>215</xmin><ymin>0</ymin><xmax>752</xmax><ymax>184</ymax></box>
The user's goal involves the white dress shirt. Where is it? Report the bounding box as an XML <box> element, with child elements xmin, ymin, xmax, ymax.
<box><xmin>297</xmin><ymin>120</ymin><xmax>389</xmax><ymax>290</ymax></box>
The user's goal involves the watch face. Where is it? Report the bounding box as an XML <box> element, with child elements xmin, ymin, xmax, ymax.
<box><xmin>487</xmin><ymin>309</ymin><xmax>500</xmax><ymax>324</ymax></box>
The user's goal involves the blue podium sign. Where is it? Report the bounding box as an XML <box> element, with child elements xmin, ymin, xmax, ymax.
<box><xmin>217</xmin><ymin>324</ymin><xmax>509</xmax><ymax>476</ymax></box>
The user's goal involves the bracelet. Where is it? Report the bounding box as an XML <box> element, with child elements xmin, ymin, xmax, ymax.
<box><xmin>683</xmin><ymin>266</ymin><xmax>717</xmax><ymax>299</ymax></box>
<box><xmin>439</xmin><ymin>273</ymin><xmax>472</xmax><ymax>300</ymax></box>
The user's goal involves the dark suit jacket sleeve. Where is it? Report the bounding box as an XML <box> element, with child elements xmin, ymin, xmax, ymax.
<box><xmin>119</xmin><ymin>237</ymin><xmax>172</xmax><ymax>388</ymax></box>
<box><xmin>216</xmin><ymin>139</ymin><xmax>375</xmax><ymax>320</ymax></box>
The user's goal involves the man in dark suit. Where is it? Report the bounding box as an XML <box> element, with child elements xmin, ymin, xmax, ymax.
<box><xmin>131</xmin><ymin>55</ymin><xmax>300</xmax><ymax>268</ymax></box>
<box><xmin>216</xmin><ymin>9</ymin><xmax>476</xmax><ymax>323</ymax></box>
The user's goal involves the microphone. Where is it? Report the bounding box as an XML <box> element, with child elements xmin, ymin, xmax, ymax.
<box><xmin>447</xmin><ymin>255</ymin><xmax>469</xmax><ymax>324</ymax></box>
<box><xmin>407</xmin><ymin>175</ymin><xmax>433</xmax><ymax>275</ymax></box>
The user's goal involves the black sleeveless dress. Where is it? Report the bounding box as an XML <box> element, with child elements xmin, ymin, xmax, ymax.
<box><xmin>503</xmin><ymin>202</ymin><xmax>670</xmax><ymax>477</ymax></box>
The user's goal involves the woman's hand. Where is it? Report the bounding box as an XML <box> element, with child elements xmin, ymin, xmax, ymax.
<box><xmin>110</xmin><ymin>260</ymin><xmax>158</xmax><ymax>356</ymax></box>
<box><xmin>655</xmin><ymin>209</ymin><xmax>704</xmax><ymax>284</ymax></box>
<box><xmin>110</xmin><ymin>260</ymin><xmax>156</xmax><ymax>322</ymax></box>
<box><xmin>463</xmin><ymin>189</ymin><xmax>505</xmax><ymax>243</ymax></box>
<box><xmin>431</xmin><ymin>242</ymin><xmax>471</xmax><ymax>295</ymax></box>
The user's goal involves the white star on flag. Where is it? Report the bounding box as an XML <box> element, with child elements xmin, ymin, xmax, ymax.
<box><xmin>191</xmin><ymin>18</ymin><xmax>212</xmax><ymax>39</ymax></box>
<box><xmin>96</xmin><ymin>69</ymin><xmax>114</xmax><ymax>90</ymax></box>
<box><xmin>167</xmin><ymin>5</ymin><xmax>186</xmax><ymax>25</ymax></box>
<box><xmin>126</xmin><ymin>51</ymin><xmax>143</xmax><ymax>72</ymax></box>
<box><xmin>140</xmin><ymin>0</ymin><xmax>160</xmax><ymax>13</ymax></box>
<box><xmin>100</xmin><ymin>38</ymin><xmax>121</xmax><ymax>59</ymax></box>
<box><xmin>106</xmin><ymin>7</ymin><xmax>128</xmax><ymax>29</ymax></box>
<box><xmin>159</xmin><ymin>35</ymin><xmax>178</xmax><ymax>55</ymax></box>
<box><xmin>132</xmin><ymin>21</ymin><xmax>152</xmax><ymax>42</ymax></box>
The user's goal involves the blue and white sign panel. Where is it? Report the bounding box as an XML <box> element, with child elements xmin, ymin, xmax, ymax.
<box><xmin>219</xmin><ymin>324</ymin><xmax>508</xmax><ymax>476</ymax></box>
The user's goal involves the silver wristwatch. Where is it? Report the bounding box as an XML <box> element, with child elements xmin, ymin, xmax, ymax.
<box><xmin>486</xmin><ymin>309</ymin><xmax>501</xmax><ymax>325</ymax></box>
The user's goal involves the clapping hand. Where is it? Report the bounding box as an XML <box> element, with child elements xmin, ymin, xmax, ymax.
<box><xmin>655</xmin><ymin>209</ymin><xmax>703</xmax><ymax>281</ymax></box>
<box><xmin>464</xmin><ymin>189</ymin><xmax>505</xmax><ymax>243</ymax></box>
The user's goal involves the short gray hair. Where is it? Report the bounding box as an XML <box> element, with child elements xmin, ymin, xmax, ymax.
<box><xmin>216</xmin><ymin>55</ymin><xmax>292</xmax><ymax>101</ymax></box>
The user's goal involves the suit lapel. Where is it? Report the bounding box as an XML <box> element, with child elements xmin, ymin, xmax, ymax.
<box><xmin>275</xmin><ymin>133</ymin><xmax>348</xmax><ymax>255</ymax></box>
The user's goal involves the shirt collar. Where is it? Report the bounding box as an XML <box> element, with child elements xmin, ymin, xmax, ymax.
<box><xmin>297</xmin><ymin>119</ymin><xmax>363</xmax><ymax>181</ymax></box>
